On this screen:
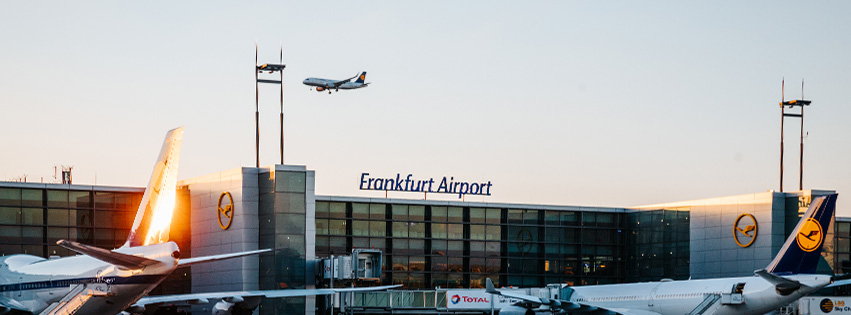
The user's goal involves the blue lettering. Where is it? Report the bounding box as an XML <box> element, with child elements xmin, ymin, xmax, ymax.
<box><xmin>360</xmin><ymin>173</ymin><xmax>370</xmax><ymax>189</ymax></box>
<box><xmin>458</xmin><ymin>182</ymin><xmax>469</xmax><ymax>198</ymax></box>
<box><xmin>359</xmin><ymin>173</ymin><xmax>491</xmax><ymax>196</ymax></box>
<box><xmin>411</xmin><ymin>180</ymin><xmax>423</xmax><ymax>192</ymax></box>
<box><xmin>394</xmin><ymin>174</ymin><xmax>404</xmax><ymax>191</ymax></box>
<box><xmin>470</xmin><ymin>183</ymin><xmax>480</xmax><ymax>195</ymax></box>
<box><xmin>437</xmin><ymin>177</ymin><xmax>448</xmax><ymax>193</ymax></box>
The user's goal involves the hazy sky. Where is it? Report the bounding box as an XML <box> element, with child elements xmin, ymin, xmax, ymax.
<box><xmin>2</xmin><ymin>2</ymin><xmax>849</xmax><ymax>214</ymax></box>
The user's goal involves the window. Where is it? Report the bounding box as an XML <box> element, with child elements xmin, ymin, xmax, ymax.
<box><xmin>327</xmin><ymin>220</ymin><xmax>346</xmax><ymax>235</ymax></box>
<box><xmin>329</xmin><ymin>202</ymin><xmax>346</xmax><ymax>218</ymax></box>
<box><xmin>447</xmin><ymin>207</ymin><xmax>463</xmax><ymax>223</ymax></box>
<box><xmin>369</xmin><ymin>221</ymin><xmax>386</xmax><ymax>237</ymax></box>
<box><xmin>369</xmin><ymin>204</ymin><xmax>385</xmax><ymax>220</ymax></box>
<box><xmin>47</xmin><ymin>191</ymin><xmax>69</xmax><ymax>208</ymax></box>
<box><xmin>432</xmin><ymin>223</ymin><xmax>447</xmax><ymax>239</ymax></box>
<box><xmin>470</xmin><ymin>225</ymin><xmax>486</xmax><ymax>240</ymax></box>
<box><xmin>470</xmin><ymin>208</ymin><xmax>486</xmax><ymax>224</ymax></box>
<box><xmin>0</xmin><ymin>188</ymin><xmax>21</xmax><ymax>206</ymax></box>
<box><xmin>22</xmin><ymin>208</ymin><xmax>43</xmax><ymax>225</ymax></box>
<box><xmin>21</xmin><ymin>189</ymin><xmax>42</xmax><ymax>207</ymax></box>
<box><xmin>352</xmin><ymin>221</ymin><xmax>369</xmax><ymax>236</ymax></box>
<box><xmin>0</xmin><ymin>207</ymin><xmax>20</xmax><ymax>224</ymax></box>
<box><xmin>409</xmin><ymin>206</ymin><xmax>425</xmax><ymax>221</ymax></box>
<box><xmin>432</xmin><ymin>207</ymin><xmax>447</xmax><ymax>222</ymax></box>
<box><xmin>392</xmin><ymin>205</ymin><xmax>408</xmax><ymax>221</ymax></box>
<box><xmin>409</xmin><ymin>222</ymin><xmax>425</xmax><ymax>238</ymax></box>
<box><xmin>352</xmin><ymin>203</ymin><xmax>369</xmax><ymax>219</ymax></box>
<box><xmin>392</xmin><ymin>222</ymin><xmax>408</xmax><ymax>237</ymax></box>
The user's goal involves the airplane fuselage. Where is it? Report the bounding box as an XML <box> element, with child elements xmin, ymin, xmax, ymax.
<box><xmin>303</xmin><ymin>78</ymin><xmax>367</xmax><ymax>91</ymax></box>
<box><xmin>569</xmin><ymin>274</ymin><xmax>831</xmax><ymax>315</ymax></box>
<box><xmin>0</xmin><ymin>242</ymin><xmax>178</xmax><ymax>314</ymax></box>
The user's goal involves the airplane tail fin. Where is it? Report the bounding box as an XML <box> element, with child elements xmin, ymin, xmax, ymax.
<box><xmin>765</xmin><ymin>194</ymin><xmax>838</xmax><ymax>274</ymax></box>
<box><xmin>354</xmin><ymin>71</ymin><xmax>367</xmax><ymax>84</ymax></box>
<box><xmin>121</xmin><ymin>127</ymin><xmax>184</xmax><ymax>248</ymax></box>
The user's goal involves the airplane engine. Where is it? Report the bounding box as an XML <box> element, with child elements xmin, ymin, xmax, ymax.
<box><xmin>315</xmin><ymin>87</ymin><xmax>325</xmax><ymax>92</ymax></box>
<box><xmin>212</xmin><ymin>297</ymin><xmax>259</xmax><ymax>315</ymax></box>
<box><xmin>499</xmin><ymin>305</ymin><xmax>537</xmax><ymax>315</ymax></box>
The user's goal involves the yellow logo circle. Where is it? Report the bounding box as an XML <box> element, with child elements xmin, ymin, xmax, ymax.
<box><xmin>734</xmin><ymin>213</ymin><xmax>758</xmax><ymax>248</ymax></box>
<box><xmin>820</xmin><ymin>298</ymin><xmax>834</xmax><ymax>313</ymax></box>
<box><xmin>217</xmin><ymin>192</ymin><xmax>234</xmax><ymax>230</ymax></box>
<box><xmin>796</xmin><ymin>218</ymin><xmax>823</xmax><ymax>252</ymax></box>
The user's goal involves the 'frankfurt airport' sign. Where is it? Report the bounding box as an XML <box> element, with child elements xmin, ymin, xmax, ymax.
<box><xmin>360</xmin><ymin>173</ymin><xmax>492</xmax><ymax>198</ymax></box>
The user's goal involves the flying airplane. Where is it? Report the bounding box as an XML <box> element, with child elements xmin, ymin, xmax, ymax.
<box><xmin>0</xmin><ymin>128</ymin><xmax>398</xmax><ymax>315</ymax></box>
<box><xmin>487</xmin><ymin>194</ymin><xmax>841</xmax><ymax>315</ymax></box>
<box><xmin>303</xmin><ymin>72</ymin><xmax>369</xmax><ymax>94</ymax></box>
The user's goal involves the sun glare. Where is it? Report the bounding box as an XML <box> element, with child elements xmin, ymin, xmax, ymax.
<box><xmin>140</xmin><ymin>130</ymin><xmax>182</xmax><ymax>246</ymax></box>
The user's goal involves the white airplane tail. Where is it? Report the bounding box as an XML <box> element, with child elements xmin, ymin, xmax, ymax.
<box><xmin>121</xmin><ymin>127</ymin><xmax>184</xmax><ymax>248</ymax></box>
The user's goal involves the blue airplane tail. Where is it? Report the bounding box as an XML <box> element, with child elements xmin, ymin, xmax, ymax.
<box><xmin>765</xmin><ymin>194</ymin><xmax>838</xmax><ymax>274</ymax></box>
<box><xmin>355</xmin><ymin>72</ymin><xmax>367</xmax><ymax>84</ymax></box>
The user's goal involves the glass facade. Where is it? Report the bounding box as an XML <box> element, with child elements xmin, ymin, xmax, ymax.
<box><xmin>258</xmin><ymin>170</ymin><xmax>309</xmax><ymax>315</ymax></box>
<box><xmin>0</xmin><ymin>185</ymin><xmax>142</xmax><ymax>257</ymax></box>
<box><xmin>315</xmin><ymin>198</ymin><xmax>629</xmax><ymax>289</ymax></box>
<box><xmin>626</xmin><ymin>209</ymin><xmax>690</xmax><ymax>282</ymax></box>
<box><xmin>0</xmin><ymin>183</ymin><xmax>191</xmax><ymax>296</ymax></box>
<box><xmin>834</xmin><ymin>219</ymin><xmax>851</xmax><ymax>295</ymax></box>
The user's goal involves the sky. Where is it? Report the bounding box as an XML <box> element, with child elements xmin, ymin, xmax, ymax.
<box><xmin>1</xmin><ymin>1</ymin><xmax>850</xmax><ymax>214</ymax></box>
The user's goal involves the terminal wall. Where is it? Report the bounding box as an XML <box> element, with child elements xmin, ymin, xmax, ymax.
<box><xmin>180</xmin><ymin>167</ymin><xmax>260</xmax><ymax>292</ymax></box>
<box><xmin>637</xmin><ymin>192</ymin><xmax>784</xmax><ymax>279</ymax></box>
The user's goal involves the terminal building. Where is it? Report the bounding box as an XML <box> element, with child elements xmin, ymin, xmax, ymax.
<box><xmin>0</xmin><ymin>164</ymin><xmax>845</xmax><ymax>314</ymax></box>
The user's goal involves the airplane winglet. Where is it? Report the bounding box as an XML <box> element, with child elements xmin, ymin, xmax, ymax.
<box><xmin>57</xmin><ymin>240</ymin><xmax>160</xmax><ymax>270</ymax></box>
<box><xmin>485</xmin><ymin>278</ymin><xmax>497</xmax><ymax>294</ymax></box>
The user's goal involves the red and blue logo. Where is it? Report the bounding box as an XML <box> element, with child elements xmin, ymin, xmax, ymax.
<box><xmin>450</xmin><ymin>295</ymin><xmax>461</xmax><ymax>304</ymax></box>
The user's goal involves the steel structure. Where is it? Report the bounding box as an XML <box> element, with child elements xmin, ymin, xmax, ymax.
<box><xmin>779</xmin><ymin>80</ymin><xmax>811</xmax><ymax>192</ymax></box>
<box><xmin>254</xmin><ymin>43</ymin><xmax>286</xmax><ymax>167</ymax></box>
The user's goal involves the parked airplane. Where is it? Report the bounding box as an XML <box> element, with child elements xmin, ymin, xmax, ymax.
<box><xmin>487</xmin><ymin>194</ymin><xmax>840</xmax><ymax>315</ymax></box>
<box><xmin>303</xmin><ymin>72</ymin><xmax>369</xmax><ymax>94</ymax></box>
<box><xmin>0</xmin><ymin>128</ymin><xmax>398</xmax><ymax>315</ymax></box>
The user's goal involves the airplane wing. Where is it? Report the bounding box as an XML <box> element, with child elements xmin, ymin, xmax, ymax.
<box><xmin>57</xmin><ymin>240</ymin><xmax>160</xmax><ymax>269</ymax></box>
<box><xmin>609</xmin><ymin>309</ymin><xmax>663</xmax><ymax>315</ymax></box>
<box><xmin>330</xmin><ymin>73</ymin><xmax>360</xmax><ymax>87</ymax></box>
<box><xmin>177</xmin><ymin>249</ymin><xmax>270</xmax><ymax>267</ymax></box>
<box><xmin>133</xmin><ymin>285</ymin><xmax>402</xmax><ymax>307</ymax></box>
<box><xmin>0</xmin><ymin>295</ymin><xmax>30</xmax><ymax>313</ymax></box>
<box><xmin>827</xmin><ymin>279</ymin><xmax>851</xmax><ymax>288</ymax></box>
<box><xmin>485</xmin><ymin>278</ymin><xmax>626</xmax><ymax>315</ymax></box>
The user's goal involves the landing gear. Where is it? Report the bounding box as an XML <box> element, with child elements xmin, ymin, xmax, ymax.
<box><xmin>328</xmin><ymin>91</ymin><xmax>332</xmax><ymax>94</ymax></box>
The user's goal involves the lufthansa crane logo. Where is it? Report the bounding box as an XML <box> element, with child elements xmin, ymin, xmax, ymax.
<box><xmin>820</xmin><ymin>298</ymin><xmax>834</xmax><ymax>313</ymax></box>
<box><xmin>796</xmin><ymin>218</ymin><xmax>823</xmax><ymax>252</ymax></box>
<box><xmin>734</xmin><ymin>213</ymin><xmax>757</xmax><ymax>248</ymax></box>
<box><xmin>217</xmin><ymin>192</ymin><xmax>234</xmax><ymax>230</ymax></box>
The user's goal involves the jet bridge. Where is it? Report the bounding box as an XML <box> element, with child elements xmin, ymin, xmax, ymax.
<box><xmin>318</xmin><ymin>249</ymin><xmax>384</xmax><ymax>286</ymax></box>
